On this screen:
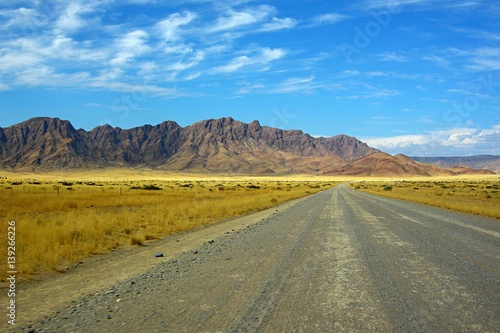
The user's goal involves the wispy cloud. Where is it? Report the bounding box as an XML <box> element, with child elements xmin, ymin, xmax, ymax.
<box><xmin>425</xmin><ymin>47</ymin><xmax>500</xmax><ymax>72</ymax></box>
<box><xmin>422</xmin><ymin>54</ymin><xmax>450</xmax><ymax>67</ymax></box>
<box><xmin>346</xmin><ymin>89</ymin><xmax>399</xmax><ymax>99</ymax></box>
<box><xmin>90</xmin><ymin>81</ymin><xmax>187</xmax><ymax>97</ymax></box>
<box><xmin>462</xmin><ymin>48</ymin><xmax>500</xmax><ymax>71</ymax></box>
<box><xmin>0</xmin><ymin>7</ymin><xmax>49</xmax><ymax>31</ymax></box>
<box><xmin>378</xmin><ymin>51</ymin><xmax>412</xmax><ymax>62</ymax></box>
<box><xmin>156</xmin><ymin>11</ymin><xmax>197</xmax><ymax>42</ymax></box>
<box><xmin>55</xmin><ymin>2</ymin><xmax>91</xmax><ymax>33</ymax></box>
<box><xmin>366</xmin><ymin>71</ymin><xmax>390</xmax><ymax>77</ymax></box>
<box><xmin>236</xmin><ymin>82</ymin><xmax>265</xmax><ymax>94</ymax></box>
<box><xmin>211</xmin><ymin>47</ymin><xmax>286</xmax><ymax>73</ymax></box>
<box><xmin>338</xmin><ymin>69</ymin><xmax>434</xmax><ymax>81</ymax></box>
<box><xmin>165</xmin><ymin>50</ymin><xmax>205</xmax><ymax>72</ymax></box>
<box><xmin>260</xmin><ymin>17</ymin><xmax>297</xmax><ymax>32</ymax></box>
<box><xmin>209</xmin><ymin>5</ymin><xmax>275</xmax><ymax>33</ymax></box>
<box><xmin>14</xmin><ymin>66</ymin><xmax>90</xmax><ymax>87</ymax></box>
<box><xmin>110</xmin><ymin>30</ymin><xmax>151</xmax><ymax>66</ymax></box>
<box><xmin>452</xmin><ymin>27</ymin><xmax>500</xmax><ymax>42</ymax></box>
<box><xmin>310</xmin><ymin>13</ymin><xmax>347</xmax><ymax>26</ymax></box>
<box><xmin>271</xmin><ymin>76</ymin><xmax>321</xmax><ymax>94</ymax></box>
<box><xmin>447</xmin><ymin>88</ymin><xmax>491</xmax><ymax>99</ymax></box>
<box><xmin>340</xmin><ymin>69</ymin><xmax>361</xmax><ymax>77</ymax></box>
<box><xmin>363</xmin><ymin>0</ymin><xmax>431</xmax><ymax>10</ymax></box>
<box><xmin>1</xmin><ymin>0</ymin><xmax>498</xmax><ymax>113</ymax></box>
<box><xmin>0</xmin><ymin>47</ymin><xmax>40</xmax><ymax>71</ymax></box>
<box><xmin>362</xmin><ymin>0</ymin><xmax>484</xmax><ymax>12</ymax></box>
<box><xmin>0</xmin><ymin>2</ymin><xmax>299</xmax><ymax>96</ymax></box>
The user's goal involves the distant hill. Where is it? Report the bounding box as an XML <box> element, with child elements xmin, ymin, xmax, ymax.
<box><xmin>323</xmin><ymin>152</ymin><xmax>493</xmax><ymax>176</ymax></box>
<box><xmin>0</xmin><ymin>117</ymin><xmax>494</xmax><ymax>176</ymax></box>
<box><xmin>411</xmin><ymin>156</ymin><xmax>500</xmax><ymax>173</ymax></box>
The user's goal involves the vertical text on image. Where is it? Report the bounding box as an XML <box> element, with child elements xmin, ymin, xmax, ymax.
<box><xmin>6</xmin><ymin>220</ymin><xmax>17</xmax><ymax>326</ymax></box>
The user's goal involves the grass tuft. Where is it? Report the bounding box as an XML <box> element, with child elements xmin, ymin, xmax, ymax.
<box><xmin>129</xmin><ymin>235</ymin><xmax>144</xmax><ymax>246</ymax></box>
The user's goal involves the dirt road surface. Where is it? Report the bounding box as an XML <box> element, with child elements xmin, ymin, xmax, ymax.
<box><xmin>6</xmin><ymin>184</ymin><xmax>500</xmax><ymax>332</ymax></box>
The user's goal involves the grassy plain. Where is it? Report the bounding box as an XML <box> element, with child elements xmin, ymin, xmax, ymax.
<box><xmin>0</xmin><ymin>170</ymin><xmax>338</xmax><ymax>279</ymax></box>
<box><xmin>1</xmin><ymin>168</ymin><xmax>498</xmax><ymax>281</ymax></box>
<box><xmin>350</xmin><ymin>175</ymin><xmax>500</xmax><ymax>219</ymax></box>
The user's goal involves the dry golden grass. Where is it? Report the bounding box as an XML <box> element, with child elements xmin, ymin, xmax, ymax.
<box><xmin>350</xmin><ymin>176</ymin><xmax>500</xmax><ymax>219</ymax></box>
<box><xmin>0</xmin><ymin>172</ymin><xmax>338</xmax><ymax>279</ymax></box>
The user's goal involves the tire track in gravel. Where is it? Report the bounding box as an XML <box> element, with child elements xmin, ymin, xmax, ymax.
<box><xmin>230</xmin><ymin>186</ymin><xmax>393</xmax><ymax>333</ymax></box>
<box><xmin>340</xmin><ymin>185</ymin><xmax>500</xmax><ymax>332</ymax></box>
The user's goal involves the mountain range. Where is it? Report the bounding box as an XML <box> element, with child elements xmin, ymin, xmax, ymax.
<box><xmin>411</xmin><ymin>156</ymin><xmax>500</xmax><ymax>173</ymax></box>
<box><xmin>0</xmin><ymin>117</ymin><xmax>496</xmax><ymax>176</ymax></box>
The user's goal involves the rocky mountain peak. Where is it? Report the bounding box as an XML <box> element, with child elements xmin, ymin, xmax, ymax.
<box><xmin>2</xmin><ymin>117</ymin><xmax>491</xmax><ymax>175</ymax></box>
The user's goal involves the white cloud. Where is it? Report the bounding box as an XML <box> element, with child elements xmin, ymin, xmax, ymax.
<box><xmin>421</xmin><ymin>97</ymin><xmax>450</xmax><ymax>103</ymax></box>
<box><xmin>0</xmin><ymin>7</ymin><xmax>48</xmax><ymax>31</ymax></box>
<box><xmin>346</xmin><ymin>89</ymin><xmax>399</xmax><ymax>99</ymax></box>
<box><xmin>366</xmin><ymin>71</ymin><xmax>390</xmax><ymax>77</ymax></box>
<box><xmin>447</xmin><ymin>88</ymin><xmax>491</xmax><ymax>100</ymax></box>
<box><xmin>214</xmin><ymin>55</ymin><xmax>251</xmax><ymax>73</ymax></box>
<box><xmin>422</xmin><ymin>54</ymin><xmax>449</xmax><ymax>67</ymax></box>
<box><xmin>111</xmin><ymin>30</ymin><xmax>151</xmax><ymax>66</ymax></box>
<box><xmin>117</xmin><ymin>30</ymin><xmax>149</xmax><ymax>50</ymax></box>
<box><xmin>235</xmin><ymin>76</ymin><xmax>323</xmax><ymax>95</ymax></box>
<box><xmin>212</xmin><ymin>47</ymin><xmax>286</xmax><ymax>73</ymax></box>
<box><xmin>162</xmin><ymin>44</ymin><xmax>194</xmax><ymax>54</ymax></box>
<box><xmin>363</xmin><ymin>0</ymin><xmax>431</xmax><ymax>10</ymax></box>
<box><xmin>237</xmin><ymin>82</ymin><xmax>265</xmax><ymax>94</ymax></box>
<box><xmin>14</xmin><ymin>66</ymin><xmax>90</xmax><ymax>87</ymax></box>
<box><xmin>378</xmin><ymin>51</ymin><xmax>412</xmax><ymax>62</ymax></box>
<box><xmin>464</xmin><ymin>48</ymin><xmax>500</xmax><ymax>71</ymax></box>
<box><xmin>89</xmin><ymin>81</ymin><xmax>186</xmax><ymax>97</ymax></box>
<box><xmin>156</xmin><ymin>11</ymin><xmax>196</xmax><ymax>42</ymax></box>
<box><xmin>272</xmin><ymin>76</ymin><xmax>319</xmax><ymax>94</ymax></box>
<box><xmin>55</xmin><ymin>2</ymin><xmax>95</xmax><ymax>33</ymax></box>
<box><xmin>364</xmin><ymin>126</ymin><xmax>500</xmax><ymax>156</ymax></box>
<box><xmin>311</xmin><ymin>13</ymin><xmax>346</xmax><ymax>26</ymax></box>
<box><xmin>209</xmin><ymin>5</ymin><xmax>275</xmax><ymax>33</ymax></box>
<box><xmin>422</xmin><ymin>48</ymin><xmax>500</xmax><ymax>72</ymax></box>
<box><xmin>182</xmin><ymin>72</ymin><xmax>202</xmax><ymax>81</ymax></box>
<box><xmin>341</xmin><ymin>69</ymin><xmax>361</xmax><ymax>76</ymax></box>
<box><xmin>0</xmin><ymin>48</ymin><xmax>41</xmax><ymax>71</ymax></box>
<box><xmin>166</xmin><ymin>50</ymin><xmax>205</xmax><ymax>72</ymax></box>
<box><xmin>260</xmin><ymin>17</ymin><xmax>297</xmax><ymax>31</ymax></box>
<box><xmin>48</xmin><ymin>35</ymin><xmax>108</xmax><ymax>62</ymax></box>
<box><xmin>0</xmin><ymin>2</ymin><xmax>300</xmax><ymax>95</ymax></box>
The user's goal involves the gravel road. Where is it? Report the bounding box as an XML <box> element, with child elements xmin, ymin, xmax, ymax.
<box><xmin>8</xmin><ymin>184</ymin><xmax>500</xmax><ymax>332</ymax></box>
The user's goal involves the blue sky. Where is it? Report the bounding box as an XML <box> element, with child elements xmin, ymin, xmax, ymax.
<box><xmin>0</xmin><ymin>0</ymin><xmax>499</xmax><ymax>157</ymax></box>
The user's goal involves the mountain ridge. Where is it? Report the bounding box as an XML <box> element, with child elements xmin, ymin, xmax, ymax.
<box><xmin>0</xmin><ymin>117</ymin><xmax>495</xmax><ymax>176</ymax></box>
<box><xmin>0</xmin><ymin>117</ymin><xmax>377</xmax><ymax>174</ymax></box>
<box><xmin>411</xmin><ymin>155</ymin><xmax>500</xmax><ymax>173</ymax></box>
<box><xmin>324</xmin><ymin>152</ymin><xmax>494</xmax><ymax>176</ymax></box>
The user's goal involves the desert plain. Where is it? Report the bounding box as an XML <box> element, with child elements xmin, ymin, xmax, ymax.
<box><xmin>0</xmin><ymin>169</ymin><xmax>497</xmax><ymax>282</ymax></box>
